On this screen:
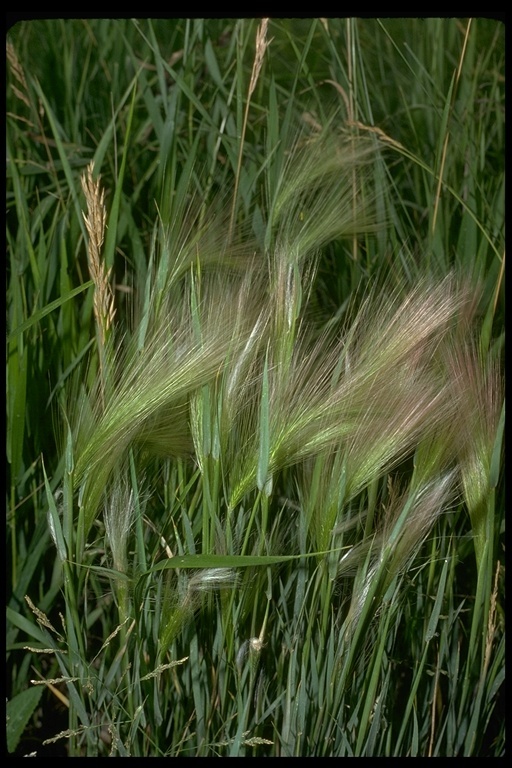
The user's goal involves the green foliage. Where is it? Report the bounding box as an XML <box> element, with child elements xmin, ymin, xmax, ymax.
<box><xmin>6</xmin><ymin>18</ymin><xmax>504</xmax><ymax>756</ymax></box>
<box><xmin>6</xmin><ymin>686</ymin><xmax>44</xmax><ymax>754</ymax></box>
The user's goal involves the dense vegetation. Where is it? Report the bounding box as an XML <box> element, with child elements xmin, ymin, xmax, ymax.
<box><xmin>6</xmin><ymin>18</ymin><xmax>504</xmax><ymax>756</ymax></box>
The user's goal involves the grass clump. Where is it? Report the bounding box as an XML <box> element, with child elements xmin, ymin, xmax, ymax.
<box><xmin>6</xmin><ymin>18</ymin><xmax>504</xmax><ymax>757</ymax></box>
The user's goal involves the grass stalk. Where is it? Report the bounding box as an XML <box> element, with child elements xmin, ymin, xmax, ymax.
<box><xmin>229</xmin><ymin>18</ymin><xmax>270</xmax><ymax>242</ymax></box>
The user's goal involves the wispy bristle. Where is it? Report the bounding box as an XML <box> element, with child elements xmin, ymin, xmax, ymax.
<box><xmin>71</xmin><ymin>127</ymin><xmax>495</xmax><ymax>566</ymax></box>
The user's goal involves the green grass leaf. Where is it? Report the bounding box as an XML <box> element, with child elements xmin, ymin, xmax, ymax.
<box><xmin>7</xmin><ymin>282</ymin><xmax>93</xmax><ymax>342</ymax></box>
<box><xmin>257</xmin><ymin>351</ymin><xmax>270</xmax><ymax>493</ymax></box>
<box><xmin>425</xmin><ymin>556</ymin><xmax>449</xmax><ymax>643</ymax></box>
<box><xmin>6</xmin><ymin>686</ymin><xmax>45</xmax><ymax>754</ymax></box>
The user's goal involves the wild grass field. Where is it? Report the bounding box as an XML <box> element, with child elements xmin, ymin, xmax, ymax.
<box><xmin>6</xmin><ymin>18</ymin><xmax>504</xmax><ymax>756</ymax></box>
